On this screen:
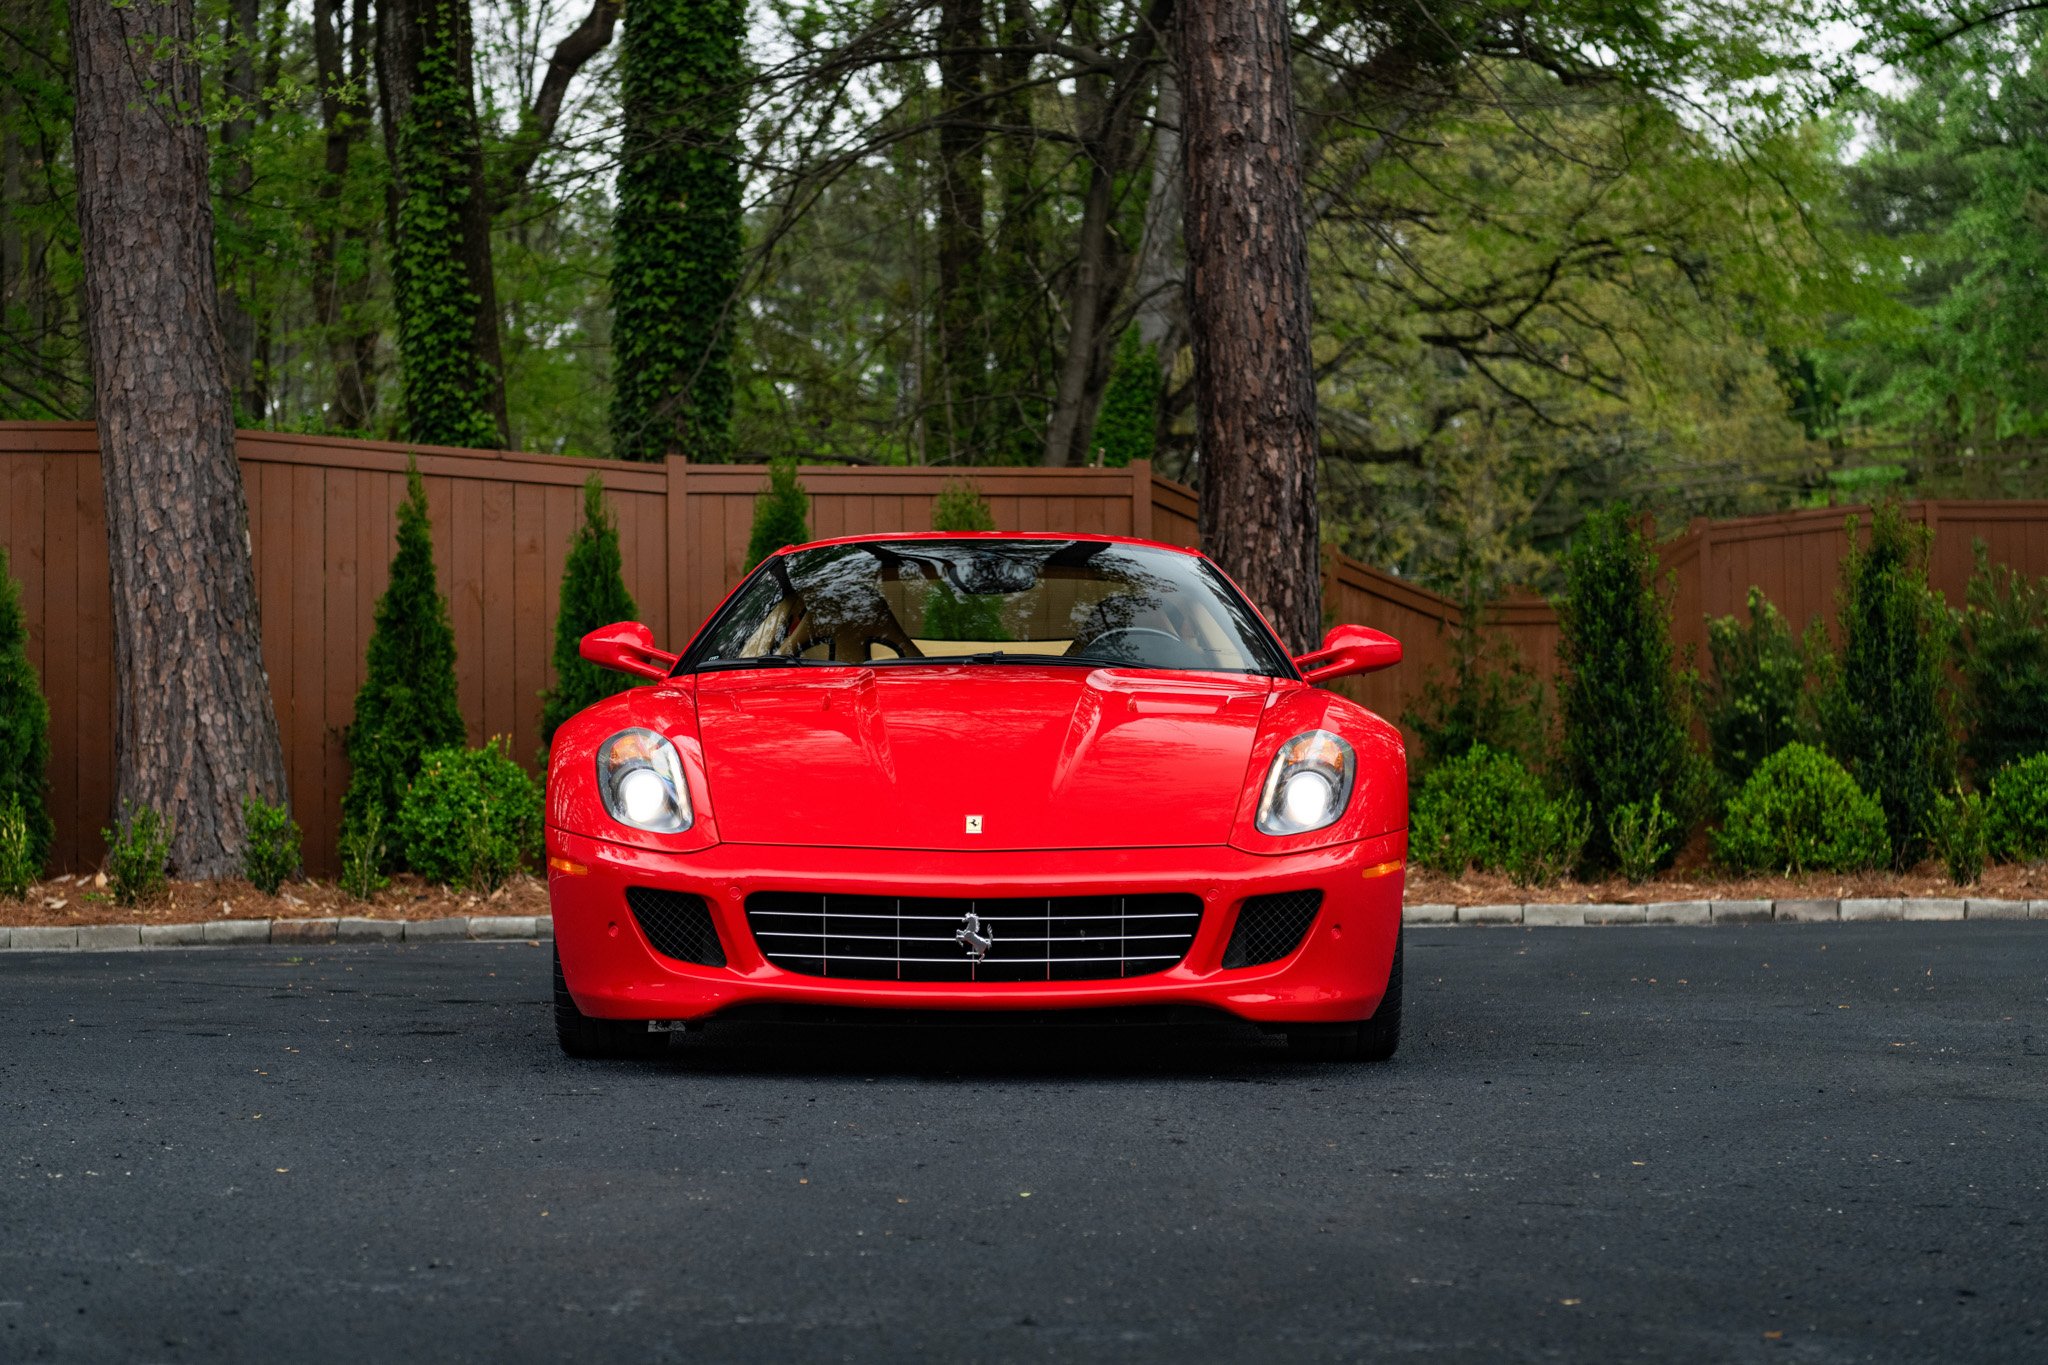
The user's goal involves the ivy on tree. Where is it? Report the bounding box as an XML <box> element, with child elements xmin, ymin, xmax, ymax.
<box><xmin>540</xmin><ymin>476</ymin><xmax>640</xmax><ymax>752</ymax></box>
<box><xmin>1093</xmin><ymin>328</ymin><xmax>1160</xmax><ymax>468</ymax></box>
<box><xmin>745</xmin><ymin>458</ymin><xmax>810</xmax><ymax>571</ymax></box>
<box><xmin>0</xmin><ymin>548</ymin><xmax>52</xmax><ymax>869</ymax></box>
<box><xmin>342</xmin><ymin>462</ymin><xmax>467</xmax><ymax>863</ymax></box>
<box><xmin>610</xmin><ymin>0</ymin><xmax>744</xmax><ymax>461</ymax></box>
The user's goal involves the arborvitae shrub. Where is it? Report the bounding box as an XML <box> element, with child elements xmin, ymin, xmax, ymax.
<box><xmin>395</xmin><ymin>739</ymin><xmax>543</xmax><ymax>891</ymax></box>
<box><xmin>1093</xmin><ymin>328</ymin><xmax>1160</xmax><ymax>467</ymax></box>
<box><xmin>931</xmin><ymin>478</ymin><xmax>996</xmax><ymax>532</ymax></box>
<box><xmin>1957</xmin><ymin>544</ymin><xmax>2048</xmax><ymax>777</ymax></box>
<box><xmin>1703</xmin><ymin>587</ymin><xmax>1815</xmax><ymax>786</ymax></box>
<box><xmin>103</xmin><ymin>803</ymin><xmax>172</xmax><ymax>905</ymax></box>
<box><xmin>1410</xmin><ymin>744</ymin><xmax>1589</xmax><ymax>886</ymax></box>
<box><xmin>540</xmin><ymin>477</ymin><xmax>640</xmax><ymax>753</ymax></box>
<box><xmin>1556</xmin><ymin>506</ymin><xmax>1699</xmax><ymax>868</ymax></box>
<box><xmin>1985</xmin><ymin>752</ymin><xmax>2048</xmax><ymax>862</ymax></box>
<box><xmin>240</xmin><ymin>795</ymin><xmax>302</xmax><ymax>895</ymax></box>
<box><xmin>1816</xmin><ymin>503</ymin><xmax>1957</xmax><ymax>868</ymax></box>
<box><xmin>342</xmin><ymin>463</ymin><xmax>466</xmax><ymax>865</ymax></box>
<box><xmin>0</xmin><ymin>547</ymin><xmax>52</xmax><ymax>871</ymax></box>
<box><xmin>1713</xmin><ymin>743</ymin><xmax>1890</xmax><ymax>874</ymax></box>
<box><xmin>744</xmin><ymin>458</ymin><xmax>810</xmax><ymax>571</ymax></box>
<box><xmin>1402</xmin><ymin>589</ymin><xmax>1545</xmax><ymax>775</ymax></box>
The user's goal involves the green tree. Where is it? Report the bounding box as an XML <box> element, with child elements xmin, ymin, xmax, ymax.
<box><xmin>1556</xmin><ymin>505</ymin><xmax>1699</xmax><ymax>868</ymax></box>
<box><xmin>540</xmin><ymin>477</ymin><xmax>640</xmax><ymax>751</ymax></box>
<box><xmin>744</xmin><ymin>458</ymin><xmax>810</xmax><ymax>571</ymax></box>
<box><xmin>1957</xmin><ymin>544</ymin><xmax>2048</xmax><ymax>775</ymax></box>
<box><xmin>0</xmin><ymin>548</ymin><xmax>52</xmax><ymax>869</ymax></box>
<box><xmin>610</xmin><ymin>0</ymin><xmax>744</xmax><ymax>461</ymax></box>
<box><xmin>1817</xmin><ymin>502</ymin><xmax>1958</xmax><ymax>867</ymax></box>
<box><xmin>342</xmin><ymin>462</ymin><xmax>467</xmax><ymax>862</ymax></box>
<box><xmin>930</xmin><ymin>478</ymin><xmax>995</xmax><ymax>531</ymax></box>
<box><xmin>1703</xmin><ymin>588</ymin><xmax>1817</xmax><ymax>785</ymax></box>
<box><xmin>1094</xmin><ymin>327</ymin><xmax>1159</xmax><ymax>467</ymax></box>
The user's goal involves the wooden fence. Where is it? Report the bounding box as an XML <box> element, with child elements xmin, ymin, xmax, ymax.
<box><xmin>1</xmin><ymin>420</ymin><xmax>2043</xmax><ymax>872</ymax></box>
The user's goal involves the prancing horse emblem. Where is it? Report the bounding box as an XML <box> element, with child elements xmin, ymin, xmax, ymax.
<box><xmin>955</xmin><ymin>911</ymin><xmax>995</xmax><ymax>960</ymax></box>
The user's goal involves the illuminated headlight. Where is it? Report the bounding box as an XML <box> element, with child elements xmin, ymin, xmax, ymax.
<box><xmin>596</xmin><ymin>729</ymin><xmax>692</xmax><ymax>833</ymax></box>
<box><xmin>1256</xmin><ymin>730</ymin><xmax>1355</xmax><ymax>836</ymax></box>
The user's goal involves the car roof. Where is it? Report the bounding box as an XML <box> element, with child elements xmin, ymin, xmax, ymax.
<box><xmin>772</xmin><ymin>530</ymin><xmax>1205</xmax><ymax>558</ymax></box>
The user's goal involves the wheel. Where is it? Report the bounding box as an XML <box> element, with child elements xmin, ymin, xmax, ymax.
<box><xmin>554</xmin><ymin>947</ymin><xmax>668</xmax><ymax>1059</ymax></box>
<box><xmin>1286</xmin><ymin>928</ymin><xmax>1402</xmax><ymax>1062</ymax></box>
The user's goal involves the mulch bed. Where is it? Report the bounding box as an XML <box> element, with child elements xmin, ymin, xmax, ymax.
<box><xmin>1405</xmin><ymin>860</ymin><xmax>2046</xmax><ymax>908</ymax></box>
<box><xmin>0</xmin><ymin>874</ymin><xmax>550</xmax><ymax>928</ymax></box>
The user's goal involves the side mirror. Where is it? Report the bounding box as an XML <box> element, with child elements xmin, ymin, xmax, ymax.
<box><xmin>1293</xmin><ymin>624</ymin><xmax>1401</xmax><ymax>685</ymax></box>
<box><xmin>580</xmin><ymin>621</ymin><xmax>679</xmax><ymax>681</ymax></box>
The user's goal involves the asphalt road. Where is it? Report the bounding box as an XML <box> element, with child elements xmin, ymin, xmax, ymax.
<box><xmin>2</xmin><ymin>926</ymin><xmax>2043</xmax><ymax>1363</ymax></box>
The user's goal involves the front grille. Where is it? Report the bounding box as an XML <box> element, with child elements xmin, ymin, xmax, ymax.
<box><xmin>745</xmin><ymin>892</ymin><xmax>1203</xmax><ymax>982</ymax></box>
<box><xmin>627</xmin><ymin>887</ymin><xmax>727</xmax><ymax>966</ymax></box>
<box><xmin>1221</xmin><ymin>890</ymin><xmax>1323</xmax><ymax>968</ymax></box>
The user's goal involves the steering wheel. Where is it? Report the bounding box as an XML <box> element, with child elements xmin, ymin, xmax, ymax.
<box><xmin>1071</xmin><ymin>626</ymin><xmax>1198</xmax><ymax>667</ymax></box>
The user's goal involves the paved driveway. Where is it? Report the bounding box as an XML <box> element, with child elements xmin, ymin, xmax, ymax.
<box><xmin>2</xmin><ymin>926</ymin><xmax>2042</xmax><ymax>1362</ymax></box>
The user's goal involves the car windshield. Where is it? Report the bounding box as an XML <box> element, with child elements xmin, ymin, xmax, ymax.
<box><xmin>682</xmin><ymin>539</ymin><xmax>1291</xmax><ymax>676</ymax></box>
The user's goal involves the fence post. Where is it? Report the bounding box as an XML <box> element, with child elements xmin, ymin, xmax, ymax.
<box><xmin>1129</xmin><ymin>459</ymin><xmax>1152</xmax><ymax>539</ymax></box>
<box><xmin>665</xmin><ymin>455</ymin><xmax>690</xmax><ymax>646</ymax></box>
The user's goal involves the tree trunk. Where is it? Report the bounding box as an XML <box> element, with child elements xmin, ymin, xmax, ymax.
<box><xmin>67</xmin><ymin>0</ymin><xmax>291</xmax><ymax>874</ymax></box>
<box><xmin>377</xmin><ymin>0</ymin><xmax>510</xmax><ymax>448</ymax></box>
<box><xmin>980</xmin><ymin>0</ymin><xmax>1050</xmax><ymax>464</ymax></box>
<box><xmin>1179</xmin><ymin>0</ymin><xmax>1322</xmax><ymax>652</ymax></box>
<box><xmin>311</xmin><ymin>0</ymin><xmax>379</xmax><ymax>432</ymax></box>
<box><xmin>1130</xmin><ymin>62</ymin><xmax>1183</xmax><ymax>359</ymax></box>
<box><xmin>933</xmin><ymin>0</ymin><xmax>986</xmax><ymax>463</ymax></box>
<box><xmin>218</xmin><ymin>0</ymin><xmax>264</xmax><ymax>420</ymax></box>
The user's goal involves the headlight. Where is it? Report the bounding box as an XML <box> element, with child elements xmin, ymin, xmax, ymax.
<box><xmin>1256</xmin><ymin>730</ymin><xmax>1355</xmax><ymax>836</ymax></box>
<box><xmin>596</xmin><ymin>729</ymin><xmax>693</xmax><ymax>833</ymax></box>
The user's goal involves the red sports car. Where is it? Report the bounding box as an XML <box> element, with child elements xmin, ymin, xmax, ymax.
<box><xmin>545</xmin><ymin>532</ymin><xmax>1408</xmax><ymax>1060</ymax></box>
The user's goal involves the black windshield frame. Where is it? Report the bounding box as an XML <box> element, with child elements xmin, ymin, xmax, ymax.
<box><xmin>673</xmin><ymin>538</ymin><xmax>1298</xmax><ymax>680</ymax></box>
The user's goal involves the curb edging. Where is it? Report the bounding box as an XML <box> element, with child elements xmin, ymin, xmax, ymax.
<box><xmin>0</xmin><ymin>914</ymin><xmax>552</xmax><ymax>951</ymax></box>
<box><xmin>1408</xmin><ymin>897</ymin><xmax>2047</xmax><ymax>926</ymax></box>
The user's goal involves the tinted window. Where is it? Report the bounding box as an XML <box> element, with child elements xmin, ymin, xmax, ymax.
<box><xmin>684</xmin><ymin>540</ymin><xmax>1289</xmax><ymax>676</ymax></box>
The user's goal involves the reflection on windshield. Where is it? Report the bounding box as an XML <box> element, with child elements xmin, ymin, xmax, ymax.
<box><xmin>685</xmin><ymin>540</ymin><xmax>1288</xmax><ymax>676</ymax></box>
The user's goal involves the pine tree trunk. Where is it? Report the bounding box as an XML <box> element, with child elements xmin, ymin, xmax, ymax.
<box><xmin>68</xmin><ymin>0</ymin><xmax>291</xmax><ymax>875</ymax></box>
<box><xmin>312</xmin><ymin>0</ymin><xmax>379</xmax><ymax>433</ymax></box>
<box><xmin>1179</xmin><ymin>0</ymin><xmax>1322</xmax><ymax>653</ymax></box>
<box><xmin>218</xmin><ymin>0</ymin><xmax>265</xmax><ymax>421</ymax></box>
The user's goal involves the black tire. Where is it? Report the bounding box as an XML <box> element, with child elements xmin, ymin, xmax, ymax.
<box><xmin>554</xmin><ymin>947</ymin><xmax>668</xmax><ymax>1059</ymax></box>
<box><xmin>1286</xmin><ymin>928</ymin><xmax>1402</xmax><ymax>1062</ymax></box>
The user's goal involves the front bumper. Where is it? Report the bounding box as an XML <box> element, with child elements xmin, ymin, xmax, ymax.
<box><xmin>546</xmin><ymin>827</ymin><xmax>1406</xmax><ymax>1026</ymax></box>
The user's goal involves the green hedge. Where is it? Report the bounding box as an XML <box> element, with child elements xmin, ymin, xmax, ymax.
<box><xmin>1713</xmin><ymin>743</ymin><xmax>1890</xmax><ymax>874</ymax></box>
<box><xmin>1411</xmin><ymin>744</ymin><xmax>1589</xmax><ymax>886</ymax></box>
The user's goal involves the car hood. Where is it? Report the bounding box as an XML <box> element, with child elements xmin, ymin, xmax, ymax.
<box><xmin>693</xmin><ymin>666</ymin><xmax>1274</xmax><ymax>849</ymax></box>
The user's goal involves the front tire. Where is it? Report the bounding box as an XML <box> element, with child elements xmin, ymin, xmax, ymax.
<box><xmin>1286</xmin><ymin>928</ymin><xmax>1402</xmax><ymax>1062</ymax></box>
<box><xmin>554</xmin><ymin>947</ymin><xmax>668</xmax><ymax>1059</ymax></box>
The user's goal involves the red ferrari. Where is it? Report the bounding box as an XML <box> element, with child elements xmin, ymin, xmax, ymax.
<box><xmin>545</xmin><ymin>533</ymin><xmax>1408</xmax><ymax>1060</ymax></box>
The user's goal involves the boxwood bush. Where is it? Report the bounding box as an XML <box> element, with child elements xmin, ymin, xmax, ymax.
<box><xmin>1411</xmin><ymin>744</ymin><xmax>1590</xmax><ymax>886</ymax></box>
<box><xmin>1986</xmin><ymin>751</ymin><xmax>2048</xmax><ymax>862</ymax></box>
<box><xmin>395</xmin><ymin>739</ymin><xmax>543</xmax><ymax>892</ymax></box>
<box><xmin>1713</xmin><ymin>742</ymin><xmax>1891</xmax><ymax>874</ymax></box>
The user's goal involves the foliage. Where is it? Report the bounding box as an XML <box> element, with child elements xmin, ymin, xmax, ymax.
<box><xmin>1401</xmin><ymin>592</ymin><xmax>1545</xmax><ymax>774</ymax></box>
<box><xmin>1985</xmin><ymin>752</ymin><xmax>2048</xmax><ymax>863</ymax></box>
<box><xmin>1410</xmin><ymin>744</ymin><xmax>1589</xmax><ymax>886</ymax></box>
<box><xmin>1556</xmin><ymin>506</ymin><xmax>1700</xmax><ymax>869</ymax></box>
<box><xmin>388</xmin><ymin>0</ymin><xmax>502</xmax><ymax>448</ymax></box>
<box><xmin>342</xmin><ymin>463</ymin><xmax>467</xmax><ymax>865</ymax></box>
<box><xmin>1094</xmin><ymin>328</ymin><xmax>1159</xmax><ymax>467</ymax></box>
<box><xmin>1924</xmin><ymin>787</ymin><xmax>1987</xmax><ymax>887</ymax></box>
<box><xmin>744</xmin><ymin>458</ymin><xmax>811</xmax><ymax>571</ymax></box>
<box><xmin>1816</xmin><ymin>503</ymin><xmax>1957</xmax><ymax>869</ymax></box>
<box><xmin>611</xmin><ymin>0</ymin><xmax>744</xmax><ymax>461</ymax></box>
<box><xmin>1608</xmin><ymin>795</ymin><xmax>1678</xmax><ymax>885</ymax></box>
<box><xmin>0</xmin><ymin>548</ymin><xmax>52</xmax><ymax>871</ymax></box>
<box><xmin>0</xmin><ymin>795</ymin><xmax>35</xmax><ymax>900</ymax></box>
<box><xmin>930</xmin><ymin>479</ymin><xmax>996</xmax><ymax>532</ymax></box>
<box><xmin>337</xmin><ymin>807</ymin><xmax>389</xmax><ymax>901</ymax></box>
<box><xmin>102</xmin><ymin>803</ymin><xmax>172</xmax><ymax>906</ymax></box>
<box><xmin>394</xmin><ymin>738</ymin><xmax>542</xmax><ymax>891</ymax></box>
<box><xmin>1712</xmin><ymin>743</ymin><xmax>1891</xmax><ymax>875</ymax></box>
<box><xmin>1702</xmin><ymin>587</ymin><xmax>1817</xmax><ymax>786</ymax></box>
<box><xmin>540</xmin><ymin>477</ymin><xmax>640</xmax><ymax>752</ymax></box>
<box><xmin>239</xmin><ymin>795</ymin><xmax>301</xmax><ymax>895</ymax></box>
<box><xmin>1956</xmin><ymin>544</ymin><xmax>2048</xmax><ymax>777</ymax></box>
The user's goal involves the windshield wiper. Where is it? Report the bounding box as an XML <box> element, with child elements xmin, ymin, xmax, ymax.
<box><xmin>870</xmin><ymin>651</ymin><xmax>1101</xmax><ymax>667</ymax></box>
<box><xmin>692</xmin><ymin>655</ymin><xmax>821</xmax><ymax>671</ymax></box>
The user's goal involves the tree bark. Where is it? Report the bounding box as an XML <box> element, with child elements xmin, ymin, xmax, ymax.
<box><xmin>67</xmin><ymin>0</ymin><xmax>291</xmax><ymax>874</ymax></box>
<box><xmin>1179</xmin><ymin>0</ymin><xmax>1322</xmax><ymax>652</ymax></box>
<box><xmin>933</xmin><ymin>0</ymin><xmax>986</xmax><ymax>463</ymax></box>
<box><xmin>311</xmin><ymin>0</ymin><xmax>379</xmax><ymax>432</ymax></box>
<box><xmin>218</xmin><ymin>0</ymin><xmax>264</xmax><ymax>420</ymax></box>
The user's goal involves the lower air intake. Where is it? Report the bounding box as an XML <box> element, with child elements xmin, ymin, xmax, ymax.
<box><xmin>627</xmin><ymin>887</ymin><xmax>727</xmax><ymax>966</ymax></box>
<box><xmin>1221</xmin><ymin>890</ymin><xmax>1323</xmax><ymax>968</ymax></box>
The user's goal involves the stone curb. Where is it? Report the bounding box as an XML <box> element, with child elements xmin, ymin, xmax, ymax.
<box><xmin>1406</xmin><ymin>898</ymin><xmax>2047</xmax><ymax>927</ymax></box>
<box><xmin>0</xmin><ymin>915</ymin><xmax>553</xmax><ymax>951</ymax></box>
